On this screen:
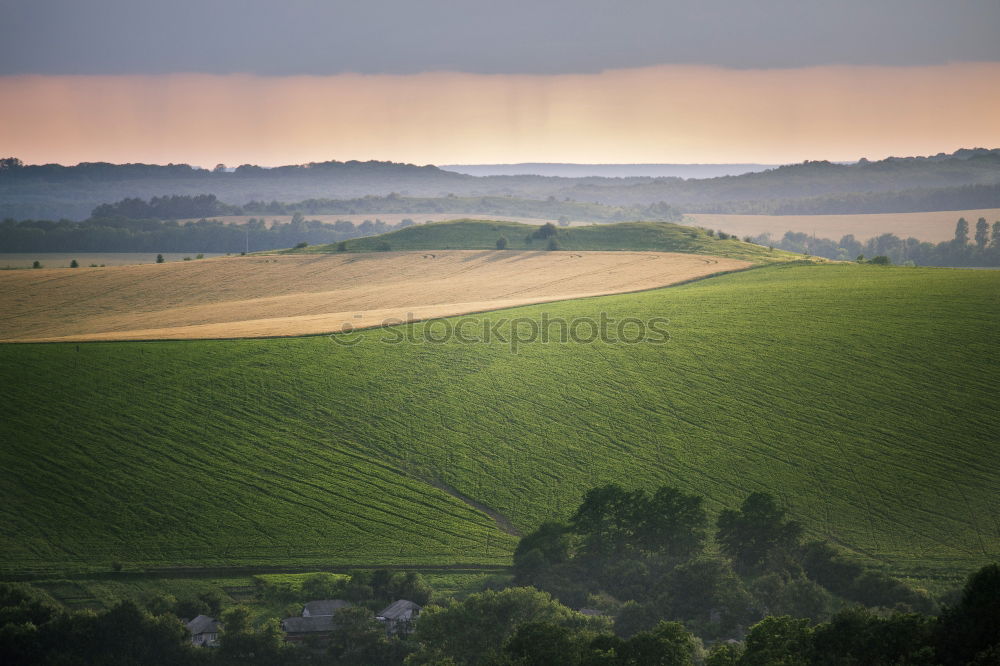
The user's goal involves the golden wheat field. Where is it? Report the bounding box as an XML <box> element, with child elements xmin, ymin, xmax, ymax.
<box><xmin>687</xmin><ymin>208</ymin><xmax>1000</xmax><ymax>243</ymax></box>
<box><xmin>0</xmin><ymin>250</ymin><xmax>749</xmax><ymax>342</ymax></box>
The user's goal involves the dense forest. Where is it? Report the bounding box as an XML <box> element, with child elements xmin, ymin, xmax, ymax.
<box><xmin>750</xmin><ymin>216</ymin><xmax>1000</xmax><ymax>266</ymax></box>
<box><xmin>1</xmin><ymin>149</ymin><xmax>997</xmax><ymax>220</ymax></box>
<box><xmin>2</xmin><ymin>486</ymin><xmax>997</xmax><ymax>665</ymax></box>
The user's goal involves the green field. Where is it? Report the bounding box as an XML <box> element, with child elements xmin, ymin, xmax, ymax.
<box><xmin>284</xmin><ymin>219</ymin><xmax>799</xmax><ymax>263</ymax></box>
<box><xmin>1</xmin><ymin>264</ymin><xmax>998</xmax><ymax>585</ymax></box>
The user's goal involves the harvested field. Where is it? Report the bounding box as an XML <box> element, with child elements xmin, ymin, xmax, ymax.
<box><xmin>0</xmin><ymin>250</ymin><xmax>749</xmax><ymax>342</ymax></box>
<box><xmin>0</xmin><ymin>252</ymin><xmax>226</xmax><ymax>269</ymax></box>
<box><xmin>687</xmin><ymin>208</ymin><xmax>1000</xmax><ymax>243</ymax></box>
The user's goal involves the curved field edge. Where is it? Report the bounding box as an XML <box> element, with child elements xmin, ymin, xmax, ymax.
<box><xmin>0</xmin><ymin>250</ymin><xmax>753</xmax><ymax>343</ymax></box>
<box><xmin>0</xmin><ymin>263</ymin><xmax>997</xmax><ymax>582</ymax></box>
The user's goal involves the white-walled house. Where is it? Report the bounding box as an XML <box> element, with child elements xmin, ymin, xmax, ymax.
<box><xmin>185</xmin><ymin>615</ymin><xmax>220</xmax><ymax>647</ymax></box>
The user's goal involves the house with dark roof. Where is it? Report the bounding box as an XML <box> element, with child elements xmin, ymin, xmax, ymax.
<box><xmin>281</xmin><ymin>615</ymin><xmax>337</xmax><ymax>643</ymax></box>
<box><xmin>376</xmin><ymin>599</ymin><xmax>422</xmax><ymax>635</ymax></box>
<box><xmin>281</xmin><ymin>599</ymin><xmax>354</xmax><ymax>643</ymax></box>
<box><xmin>302</xmin><ymin>599</ymin><xmax>352</xmax><ymax>617</ymax></box>
<box><xmin>185</xmin><ymin>615</ymin><xmax>220</xmax><ymax>647</ymax></box>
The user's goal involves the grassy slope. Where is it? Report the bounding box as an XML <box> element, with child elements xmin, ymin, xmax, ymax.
<box><xmin>284</xmin><ymin>219</ymin><xmax>799</xmax><ymax>263</ymax></box>
<box><xmin>1</xmin><ymin>264</ymin><xmax>998</xmax><ymax>582</ymax></box>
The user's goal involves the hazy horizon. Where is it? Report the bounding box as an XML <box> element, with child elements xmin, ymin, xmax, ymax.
<box><xmin>2</xmin><ymin>1</ymin><xmax>997</xmax><ymax>168</ymax></box>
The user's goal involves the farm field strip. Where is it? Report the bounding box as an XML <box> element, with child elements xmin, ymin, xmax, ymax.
<box><xmin>687</xmin><ymin>208</ymin><xmax>1000</xmax><ymax>244</ymax></box>
<box><xmin>1</xmin><ymin>264</ymin><xmax>997</xmax><ymax>582</ymax></box>
<box><xmin>0</xmin><ymin>252</ymin><xmax>228</xmax><ymax>269</ymax></box>
<box><xmin>0</xmin><ymin>250</ymin><xmax>750</xmax><ymax>342</ymax></box>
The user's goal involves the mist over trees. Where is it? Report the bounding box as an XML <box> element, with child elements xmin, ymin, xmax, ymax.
<box><xmin>1</xmin><ymin>149</ymin><xmax>997</xmax><ymax>220</ymax></box>
<box><xmin>0</xmin><ymin>193</ymin><xmax>685</xmax><ymax>253</ymax></box>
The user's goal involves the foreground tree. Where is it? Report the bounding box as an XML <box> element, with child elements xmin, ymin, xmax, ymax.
<box><xmin>408</xmin><ymin>587</ymin><xmax>608</xmax><ymax>665</ymax></box>
<box><xmin>328</xmin><ymin>606</ymin><xmax>406</xmax><ymax>665</ymax></box>
<box><xmin>811</xmin><ymin>607</ymin><xmax>935</xmax><ymax>666</ymax></box>
<box><xmin>740</xmin><ymin>616</ymin><xmax>813</xmax><ymax>666</ymax></box>
<box><xmin>936</xmin><ymin>563</ymin><xmax>1000</xmax><ymax>666</ymax></box>
<box><xmin>635</xmin><ymin>486</ymin><xmax>708</xmax><ymax>559</ymax></box>
<box><xmin>657</xmin><ymin>558</ymin><xmax>756</xmax><ymax>638</ymax></box>
<box><xmin>513</xmin><ymin>521</ymin><xmax>572</xmax><ymax>575</ymax></box>
<box><xmin>571</xmin><ymin>484</ymin><xmax>646</xmax><ymax>556</ymax></box>
<box><xmin>504</xmin><ymin>621</ymin><xmax>585</xmax><ymax>665</ymax></box>
<box><xmin>619</xmin><ymin>621</ymin><xmax>704</xmax><ymax>666</ymax></box>
<box><xmin>217</xmin><ymin>606</ymin><xmax>284</xmax><ymax>664</ymax></box>
<box><xmin>716</xmin><ymin>493</ymin><xmax>802</xmax><ymax>573</ymax></box>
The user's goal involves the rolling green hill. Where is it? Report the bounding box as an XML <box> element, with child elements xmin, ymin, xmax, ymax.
<box><xmin>284</xmin><ymin>219</ymin><xmax>799</xmax><ymax>262</ymax></box>
<box><xmin>1</xmin><ymin>264</ymin><xmax>998</xmax><ymax>583</ymax></box>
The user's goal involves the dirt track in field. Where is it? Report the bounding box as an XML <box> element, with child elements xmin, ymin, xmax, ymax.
<box><xmin>0</xmin><ymin>250</ymin><xmax>750</xmax><ymax>342</ymax></box>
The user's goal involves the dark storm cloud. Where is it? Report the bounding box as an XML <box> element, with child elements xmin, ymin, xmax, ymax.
<box><xmin>2</xmin><ymin>0</ymin><xmax>998</xmax><ymax>76</ymax></box>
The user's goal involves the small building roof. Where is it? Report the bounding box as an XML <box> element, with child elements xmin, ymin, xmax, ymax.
<box><xmin>377</xmin><ymin>599</ymin><xmax>422</xmax><ymax>620</ymax></box>
<box><xmin>302</xmin><ymin>599</ymin><xmax>352</xmax><ymax>617</ymax></box>
<box><xmin>577</xmin><ymin>608</ymin><xmax>607</xmax><ymax>617</ymax></box>
<box><xmin>281</xmin><ymin>615</ymin><xmax>336</xmax><ymax>634</ymax></box>
<box><xmin>185</xmin><ymin>615</ymin><xmax>219</xmax><ymax>635</ymax></box>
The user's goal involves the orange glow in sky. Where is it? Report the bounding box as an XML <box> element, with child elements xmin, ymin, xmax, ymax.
<box><xmin>2</xmin><ymin>63</ymin><xmax>999</xmax><ymax>166</ymax></box>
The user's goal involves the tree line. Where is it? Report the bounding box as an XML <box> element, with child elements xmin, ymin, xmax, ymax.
<box><xmin>2</xmin><ymin>485</ymin><xmax>996</xmax><ymax>665</ymax></box>
<box><xmin>0</xmin><ymin>193</ymin><xmax>683</xmax><ymax>253</ymax></box>
<box><xmin>85</xmin><ymin>193</ymin><xmax>682</xmax><ymax>223</ymax></box>
<box><xmin>0</xmin><ymin>213</ymin><xmax>410</xmax><ymax>254</ymax></box>
<box><xmin>753</xmin><ymin>217</ymin><xmax>1000</xmax><ymax>266</ymax></box>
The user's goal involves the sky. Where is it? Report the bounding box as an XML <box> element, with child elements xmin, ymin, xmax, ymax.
<box><xmin>1</xmin><ymin>0</ymin><xmax>999</xmax><ymax>166</ymax></box>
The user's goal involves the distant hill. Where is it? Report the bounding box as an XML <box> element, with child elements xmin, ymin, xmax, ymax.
<box><xmin>554</xmin><ymin>153</ymin><xmax>1000</xmax><ymax>211</ymax></box>
<box><xmin>441</xmin><ymin>163</ymin><xmax>779</xmax><ymax>179</ymax></box>
<box><xmin>288</xmin><ymin>219</ymin><xmax>798</xmax><ymax>263</ymax></box>
<box><xmin>1</xmin><ymin>149</ymin><xmax>998</xmax><ymax>220</ymax></box>
<box><xmin>0</xmin><ymin>158</ymin><xmax>473</xmax><ymax>220</ymax></box>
